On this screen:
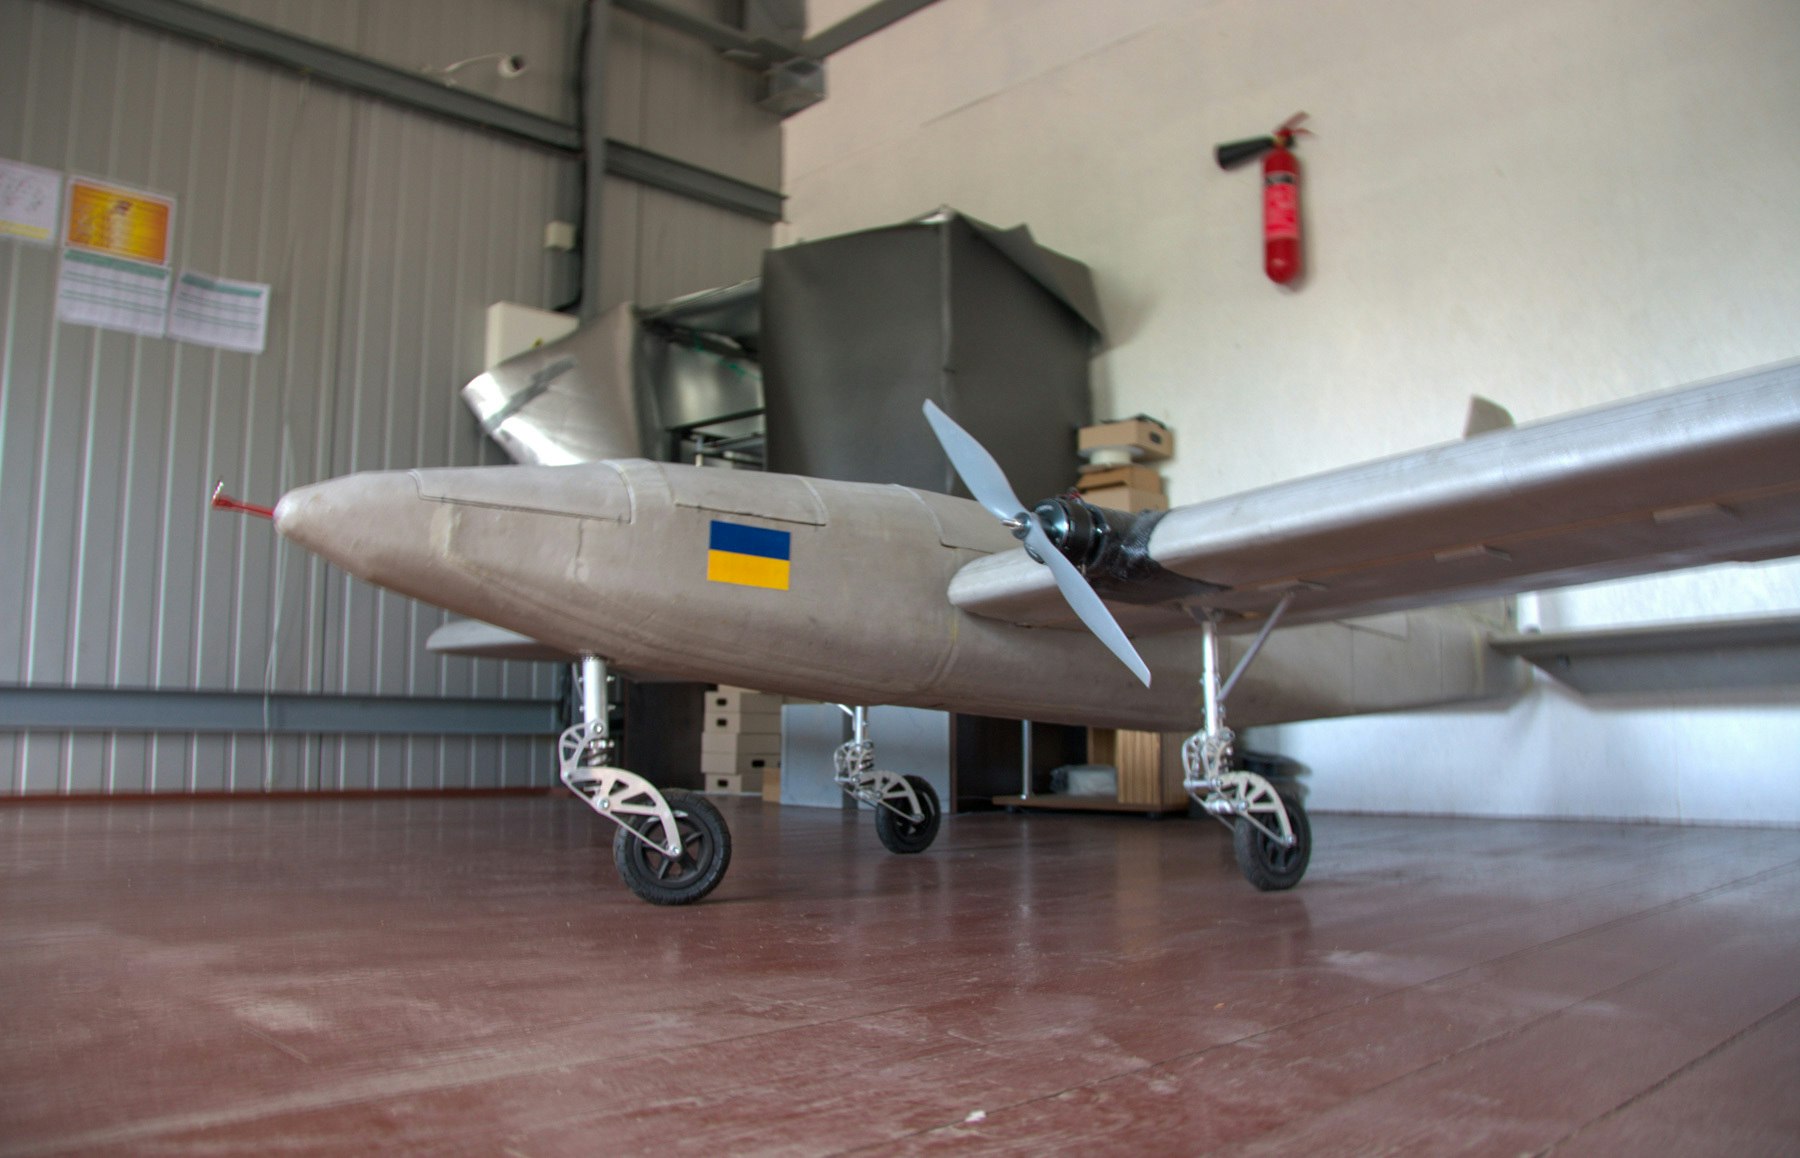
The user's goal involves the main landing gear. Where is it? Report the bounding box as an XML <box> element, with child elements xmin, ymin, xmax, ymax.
<box><xmin>1184</xmin><ymin>597</ymin><xmax>1313</xmax><ymax>891</ymax></box>
<box><xmin>833</xmin><ymin>705</ymin><xmax>942</xmax><ymax>854</ymax></box>
<box><xmin>559</xmin><ymin>656</ymin><xmax>731</xmax><ymax>905</ymax></box>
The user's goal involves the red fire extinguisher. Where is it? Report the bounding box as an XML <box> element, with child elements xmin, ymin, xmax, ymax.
<box><xmin>1216</xmin><ymin>113</ymin><xmax>1311</xmax><ymax>286</ymax></box>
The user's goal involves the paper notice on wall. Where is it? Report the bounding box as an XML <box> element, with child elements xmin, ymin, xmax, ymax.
<box><xmin>54</xmin><ymin>175</ymin><xmax>178</xmax><ymax>337</ymax></box>
<box><xmin>0</xmin><ymin>158</ymin><xmax>62</xmax><ymax>244</ymax></box>
<box><xmin>56</xmin><ymin>249</ymin><xmax>171</xmax><ymax>337</ymax></box>
<box><xmin>63</xmin><ymin>176</ymin><xmax>174</xmax><ymax>265</ymax></box>
<box><xmin>167</xmin><ymin>270</ymin><xmax>270</xmax><ymax>353</ymax></box>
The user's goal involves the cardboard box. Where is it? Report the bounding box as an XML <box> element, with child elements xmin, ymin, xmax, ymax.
<box><xmin>708</xmin><ymin>686</ymin><xmax>784</xmax><ymax>713</ymax></box>
<box><xmin>1079</xmin><ymin>484</ymin><xmax>1169</xmax><ymax>512</ymax></box>
<box><xmin>704</xmin><ymin>706</ymin><xmax>783</xmax><ymax>735</ymax></box>
<box><xmin>1077</xmin><ymin>417</ymin><xmax>1174</xmax><ymax>461</ymax></box>
<box><xmin>761</xmin><ymin>766</ymin><xmax>781</xmax><ymax>803</ymax></box>
<box><xmin>1089</xmin><ymin>728</ymin><xmax>1189</xmax><ymax>808</ymax></box>
<box><xmin>703</xmin><ymin>771</ymin><xmax>763</xmax><ymax>795</ymax></box>
<box><xmin>702</xmin><ymin>731</ymin><xmax>782</xmax><ymax>758</ymax></box>
<box><xmin>701</xmin><ymin>749</ymin><xmax>780</xmax><ymax>776</ymax></box>
<box><xmin>1076</xmin><ymin>463</ymin><xmax>1164</xmax><ymax>493</ymax></box>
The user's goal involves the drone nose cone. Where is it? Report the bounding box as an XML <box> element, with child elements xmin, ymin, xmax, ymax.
<box><xmin>273</xmin><ymin>471</ymin><xmax>430</xmax><ymax>583</ymax></box>
<box><xmin>270</xmin><ymin>481</ymin><xmax>326</xmax><ymax>552</ymax></box>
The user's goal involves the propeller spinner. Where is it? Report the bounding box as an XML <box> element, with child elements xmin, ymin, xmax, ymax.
<box><xmin>922</xmin><ymin>400</ymin><xmax>1153</xmax><ymax>687</ymax></box>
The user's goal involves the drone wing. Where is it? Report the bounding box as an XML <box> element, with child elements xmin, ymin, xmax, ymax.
<box><xmin>951</xmin><ymin>359</ymin><xmax>1800</xmax><ymax>633</ymax></box>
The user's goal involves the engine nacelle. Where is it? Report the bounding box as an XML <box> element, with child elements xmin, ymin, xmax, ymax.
<box><xmin>1031</xmin><ymin>495</ymin><xmax>1221</xmax><ymax>605</ymax></box>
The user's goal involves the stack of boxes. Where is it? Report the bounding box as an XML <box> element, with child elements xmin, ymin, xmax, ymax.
<box><xmin>700</xmin><ymin>686</ymin><xmax>783</xmax><ymax>798</ymax></box>
<box><xmin>1073</xmin><ymin>416</ymin><xmax>1175</xmax><ymax>511</ymax></box>
<box><xmin>1075</xmin><ymin>417</ymin><xmax>1179</xmax><ymax>809</ymax></box>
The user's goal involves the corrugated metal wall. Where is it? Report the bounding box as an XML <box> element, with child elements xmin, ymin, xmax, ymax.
<box><xmin>0</xmin><ymin>0</ymin><xmax>778</xmax><ymax>793</ymax></box>
<box><xmin>600</xmin><ymin>0</ymin><xmax>781</xmax><ymax>304</ymax></box>
<box><xmin>197</xmin><ymin>0</ymin><xmax>585</xmax><ymax>122</ymax></box>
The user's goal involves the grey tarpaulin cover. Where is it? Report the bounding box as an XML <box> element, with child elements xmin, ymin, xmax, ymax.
<box><xmin>761</xmin><ymin>209</ymin><xmax>1104</xmax><ymax>506</ymax></box>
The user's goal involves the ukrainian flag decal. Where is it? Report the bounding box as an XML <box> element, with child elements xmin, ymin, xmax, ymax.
<box><xmin>707</xmin><ymin>520</ymin><xmax>791</xmax><ymax>591</ymax></box>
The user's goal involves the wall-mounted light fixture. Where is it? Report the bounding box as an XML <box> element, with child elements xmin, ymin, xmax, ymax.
<box><xmin>424</xmin><ymin>52</ymin><xmax>528</xmax><ymax>85</ymax></box>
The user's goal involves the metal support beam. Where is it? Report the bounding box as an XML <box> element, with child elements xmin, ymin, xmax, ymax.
<box><xmin>73</xmin><ymin>0</ymin><xmax>581</xmax><ymax>150</ymax></box>
<box><xmin>614</xmin><ymin>0</ymin><xmax>942</xmax><ymax>65</ymax></box>
<box><xmin>69</xmin><ymin>0</ymin><xmax>782</xmax><ymax>221</ymax></box>
<box><xmin>614</xmin><ymin>0</ymin><xmax>795</xmax><ymax>64</ymax></box>
<box><xmin>614</xmin><ymin>0</ymin><xmax>946</xmax><ymax>118</ymax></box>
<box><xmin>801</xmin><ymin>0</ymin><xmax>944</xmax><ymax>58</ymax></box>
<box><xmin>743</xmin><ymin>0</ymin><xmax>808</xmax><ymax>46</ymax></box>
<box><xmin>0</xmin><ymin>687</ymin><xmax>561</xmax><ymax>736</ymax></box>
<box><xmin>605</xmin><ymin>141</ymin><xmax>784</xmax><ymax>222</ymax></box>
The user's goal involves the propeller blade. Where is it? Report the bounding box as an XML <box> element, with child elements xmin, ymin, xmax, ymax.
<box><xmin>1024</xmin><ymin>519</ymin><xmax>1153</xmax><ymax>687</ymax></box>
<box><xmin>922</xmin><ymin>400</ymin><xmax>1025</xmax><ymax>521</ymax></box>
<box><xmin>922</xmin><ymin>399</ymin><xmax>1152</xmax><ymax>687</ymax></box>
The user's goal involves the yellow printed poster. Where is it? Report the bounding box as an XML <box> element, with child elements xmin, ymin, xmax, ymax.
<box><xmin>64</xmin><ymin>177</ymin><xmax>174</xmax><ymax>266</ymax></box>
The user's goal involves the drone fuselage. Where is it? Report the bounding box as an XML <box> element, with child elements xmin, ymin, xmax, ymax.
<box><xmin>275</xmin><ymin>459</ymin><xmax>1210</xmax><ymax>730</ymax></box>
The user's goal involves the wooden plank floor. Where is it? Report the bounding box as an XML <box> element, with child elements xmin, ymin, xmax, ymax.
<box><xmin>2</xmin><ymin>795</ymin><xmax>1797</xmax><ymax>1156</ymax></box>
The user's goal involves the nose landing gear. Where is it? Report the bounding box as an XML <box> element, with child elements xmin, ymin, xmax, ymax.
<box><xmin>561</xmin><ymin>656</ymin><xmax>732</xmax><ymax>904</ymax></box>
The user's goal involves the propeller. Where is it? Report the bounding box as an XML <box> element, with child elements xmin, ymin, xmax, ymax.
<box><xmin>923</xmin><ymin>400</ymin><xmax>1152</xmax><ymax>687</ymax></box>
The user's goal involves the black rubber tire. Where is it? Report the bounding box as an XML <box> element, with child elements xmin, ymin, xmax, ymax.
<box><xmin>874</xmin><ymin>775</ymin><xmax>941</xmax><ymax>855</ymax></box>
<box><xmin>1233</xmin><ymin>789</ymin><xmax>1311</xmax><ymax>891</ymax></box>
<box><xmin>612</xmin><ymin>789</ymin><xmax>732</xmax><ymax>905</ymax></box>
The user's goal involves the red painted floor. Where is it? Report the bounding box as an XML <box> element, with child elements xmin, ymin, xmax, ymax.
<box><xmin>1</xmin><ymin>796</ymin><xmax>1797</xmax><ymax>1156</ymax></box>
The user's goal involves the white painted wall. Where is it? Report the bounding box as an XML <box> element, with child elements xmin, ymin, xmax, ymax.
<box><xmin>786</xmin><ymin>0</ymin><xmax>1800</xmax><ymax>823</ymax></box>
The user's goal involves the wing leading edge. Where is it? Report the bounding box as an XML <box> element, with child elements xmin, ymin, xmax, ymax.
<box><xmin>950</xmin><ymin>359</ymin><xmax>1800</xmax><ymax>633</ymax></box>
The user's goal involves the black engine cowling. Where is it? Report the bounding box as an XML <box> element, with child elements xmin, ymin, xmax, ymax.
<box><xmin>1029</xmin><ymin>495</ymin><xmax>1223</xmax><ymax>604</ymax></box>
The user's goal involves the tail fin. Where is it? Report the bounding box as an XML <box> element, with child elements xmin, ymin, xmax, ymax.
<box><xmin>1463</xmin><ymin>395</ymin><xmax>1515</xmax><ymax>438</ymax></box>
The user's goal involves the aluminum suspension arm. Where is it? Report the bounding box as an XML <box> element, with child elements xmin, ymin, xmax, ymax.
<box><xmin>832</xmin><ymin>704</ymin><xmax>925</xmax><ymax>824</ymax></box>
<box><xmin>559</xmin><ymin>655</ymin><xmax>683</xmax><ymax>857</ymax></box>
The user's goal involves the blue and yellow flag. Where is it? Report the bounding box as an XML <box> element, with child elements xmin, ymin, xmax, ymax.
<box><xmin>707</xmin><ymin>520</ymin><xmax>791</xmax><ymax>590</ymax></box>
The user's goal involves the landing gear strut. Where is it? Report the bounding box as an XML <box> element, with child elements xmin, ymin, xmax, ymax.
<box><xmin>1183</xmin><ymin>597</ymin><xmax>1313</xmax><ymax>891</ymax></box>
<box><xmin>559</xmin><ymin>656</ymin><xmax>731</xmax><ymax>904</ymax></box>
<box><xmin>833</xmin><ymin>705</ymin><xmax>942</xmax><ymax>854</ymax></box>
